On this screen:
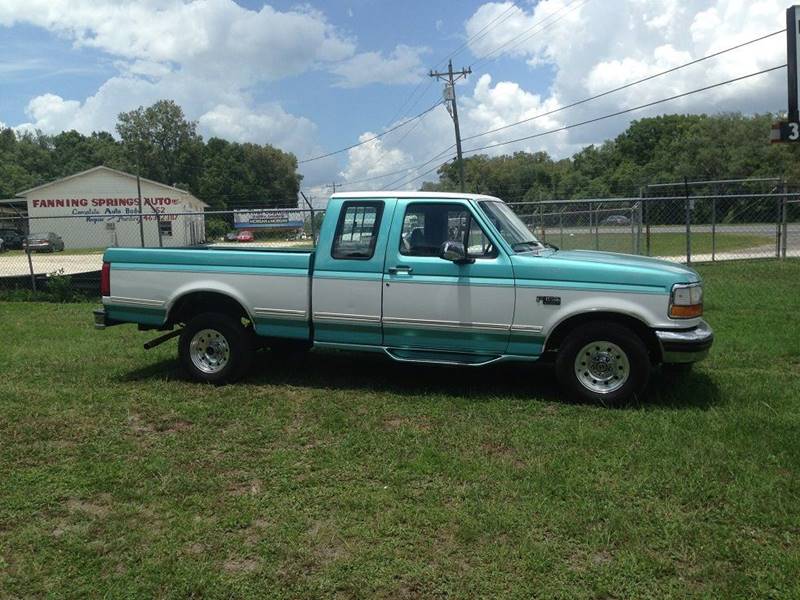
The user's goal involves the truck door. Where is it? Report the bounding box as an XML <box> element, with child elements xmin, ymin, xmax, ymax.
<box><xmin>312</xmin><ymin>198</ymin><xmax>396</xmax><ymax>346</ymax></box>
<box><xmin>381</xmin><ymin>199</ymin><xmax>514</xmax><ymax>355</ymax></box>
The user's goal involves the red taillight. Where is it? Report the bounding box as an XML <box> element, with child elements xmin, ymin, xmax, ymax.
<box><xmin>101</xmin><ymin>262</ymin><xmax>110</xmax><ymax>297</ymax></box>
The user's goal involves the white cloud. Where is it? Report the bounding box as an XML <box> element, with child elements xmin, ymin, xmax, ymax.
<box><xmin>0</xmin><ymin>0</ymin><xmax>355</xmax><ymax>85</ymax></box>
<box><xmin>338</xmin><ymin>0</ymin><xmax>789</xmax><ymax>190</ymax></box>
<box><xmin>339</xmin><ymin>132</ymin><xmax>412</xmax><ymax>182</ymax></box>
<box><xmin>331</xmin><ymin>45</ymin><xmax>429</xmax><ymax>88</ymax></box>
<box><xmin>0</xmin><ymin>0</ymin><xmax>413</xmax><ymax>187</ymax></box>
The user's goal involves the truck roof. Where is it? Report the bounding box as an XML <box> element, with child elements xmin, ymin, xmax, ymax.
<box><xmin>329</xmin><ymin>191</ymin><xmax>504</xmax><ymax>202</ymax></box>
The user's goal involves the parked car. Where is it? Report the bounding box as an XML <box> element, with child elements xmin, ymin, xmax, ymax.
<box><xmin>0</xmin><ymin>228</ymin><xmax>25</xmax><ymax>250</ymax></box>
<box><xmin>236</xmin><ymin>230</ymin><xmax>254</xmax><ymax>243</ymax></box>
<box><xmin>23</xmin><ymin>232</ymin><xmax>65</xmax><ymax>252</ymax></box>
<box><xmin>602</xmin><ymin>215</ymin><xmax>631</xmax><ymax>226</ymax></box>
<box><xmin>225</xmin><ymin>232</ymin><xmax>239</xmax><ymax>242</ymax></box>
<box><xmin>95</xmin><ymin>192</ymin><xmax>712</xmax><ymax>405</ymax></box>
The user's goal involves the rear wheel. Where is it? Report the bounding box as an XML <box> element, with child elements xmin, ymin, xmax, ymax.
<box><xmin>555</xmin><ymin>323</ymin><xmax>650</xmax><ymax>405</ymax></box>
<box><xmin>179</xmin><ymin>312</ymin><xmax>253</xmax><ymax>384</ymax></box>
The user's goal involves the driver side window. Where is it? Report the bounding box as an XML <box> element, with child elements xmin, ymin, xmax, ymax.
<box><xmin>399</xmin><ymin>203</ymin><xmax>496</xmax><ymax>258</ymax></box>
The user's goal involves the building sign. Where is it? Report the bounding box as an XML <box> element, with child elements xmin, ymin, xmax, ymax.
<box><xmin>28</xmin><ymin>196</ymin><xmax>186</xmax><ymax>223</ymax></box>
<box><xmin>234</xmin><ymin>209</ymin><xmax>303</xmax><ymax>229</ymax></box>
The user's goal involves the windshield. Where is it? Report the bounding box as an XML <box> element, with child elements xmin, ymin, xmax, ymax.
<box><xmin>478</xmin><ymin>201</ymin><xmax>542</xmax><ymax>252</ymax></box>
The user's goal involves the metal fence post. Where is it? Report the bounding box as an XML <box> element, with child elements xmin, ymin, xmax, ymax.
<box><xmin>594</xmin><ymin>203</ymin><xmax>600</xmax><ymax>251</ymax></box>
<box><xmin>26</xmin><ymin>246</ymin><xmax>37</xmax><ymax>292</ymax></box>
<box><xmin>684</xmin><ymin>176</ymin><xmax>691</xmax><ymax>264</ymax></box>
<box><xmin>711</xmin><ymin>184</ymin><xmax>717</xmax><ymax>262</ymax></box>
<box><xmin>645</xmin><ymin>194</ymin><xmax>651</xmax><ymax>256</ymax></box>
<box><xmin>539</xmin><ymin>203</ymin><xmax>546</xmax><ymax>242</ymax></box>
<box><xmin>630</xmin><ymin>202</ymin><xmax>636</xmax><ymax>254</ymax></box>
<box><xmin>776</xmin><ymin>180</ymin><xmax>783</xmax><ymax>258</ymax></box>
<box><xmin>635</xmin><ymin>188</ymin><xmax>643</xmax><ymax>255</ymax></box>
<box><xmin>559</xmin><ymin>207</ymin><xmax>564</xmax><ymax>249</ymax></box>
<box><xmin>781</xmin><ymin>195</ymin><xmax>789</xmax><ymax>259</ymax></box>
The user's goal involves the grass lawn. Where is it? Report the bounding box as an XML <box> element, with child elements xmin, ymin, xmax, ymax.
<box><xmin>1</xmin><ymin>260</ymin><xmax>798</xmax><ymax>598</ymax></box>
<box><xmin>548</xmin><ymin>232</ymin><xmax>771</xmax><ymax>256</ymax></box>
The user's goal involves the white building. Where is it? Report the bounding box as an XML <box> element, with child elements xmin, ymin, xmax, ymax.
<box><xmin>13</xmin><ymin>166</ymin><xmax>207</xmax><ymax>249</ymax></box>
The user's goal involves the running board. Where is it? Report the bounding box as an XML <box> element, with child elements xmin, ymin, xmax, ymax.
<box><xmin>384</xmin><ymin>348</ymin><xmax>503</xmax><ymax>367</ymax></box>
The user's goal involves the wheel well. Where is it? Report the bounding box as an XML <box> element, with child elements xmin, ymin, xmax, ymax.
<box><xmin>167</xmin><ymin>291</ymin><xmax>250</xmax><ymax>327</ymax></box>
<box><xmin>544</xmin><ymin>312</ymin><xmax>662</xmax><ymax>363</ymax></box>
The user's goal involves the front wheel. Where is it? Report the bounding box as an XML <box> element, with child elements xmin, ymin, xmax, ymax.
<box><xmin>555</xmin><ymin>323</ymin><xmax>650</xmax><ymax>405</ymax></box>
<box><xmin>178</xmin><ymin>312</ymin><xmax>254</xmax><ymax>384</ymax></box>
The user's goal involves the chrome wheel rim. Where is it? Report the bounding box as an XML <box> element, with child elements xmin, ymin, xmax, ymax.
<box><xmin>574</xmin><ymin>340</ymin><xmax>630</xmax><ymax>394</ymax></box>
<box><xmin>189</xmin><ymin>328</ymin><xmax>230</xmax><ymax>374</ymax></box>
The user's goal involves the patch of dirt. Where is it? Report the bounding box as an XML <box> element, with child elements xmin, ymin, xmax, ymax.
<box><xmin>222</xmin><ymin>557</ymin><xmax>260</xmax><ymax>573</ymax></box>
<box><xmin>228</xmin><ymin>479</ymin><xmax>263</xmax><ymax>496</ymax></box>
<box><xmin>306</xmin><ymin>519</ymin><xmax>348</xmax><ymax>565</ymax></box>
<box><xmin>569</xmin><ymin>548</ymin><xmax>614</xmax><ymax>572</ymax></box>
<box><xmin>480</xmin><ymin>441</ymin><xmax>526</xmax><ymax>468</ymax></box>
<box><xmin>66</xmin><ymin>499</ymin><xmax>110</xmax><ymax>518</ymax></box>
<box><xmin>242</xmin><ymin>518</ymin><xmax>271</xmax><ymax>546</ymax></box>
<box><xmin>185</xmin><ymin>542</ymin><xmax>205</xmax><ymax>556</ymax></box>
<box><xmin>128</xmin><ymin>413</ymin><xmax>193</xmax><ymax>436</ymax></box>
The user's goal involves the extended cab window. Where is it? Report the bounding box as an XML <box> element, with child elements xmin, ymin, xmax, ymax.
<box><xmin>331</xmin><ymin>201</ymin><xmax>384</xmax><ymax>259</ymax></box>
<box><xmin>400</xmin><ymin>203</ymin><xmax>496</xmax><ymax>258</ymax></box>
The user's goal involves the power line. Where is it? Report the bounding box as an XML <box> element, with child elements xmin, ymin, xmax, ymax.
<box><xmin>298</xmin><ymin>101</ymin><xmax>442</xmax><ymax>164</ymax></box>
<box><xmin>382</xmin><ymin>157</ymin><xmax>455</xmax><ymax>190</ymax></box>
<box><xmin>336</xmin><ymin>142</ymin><xmax>456</xmax><ymax>188</ymax></box>
<box><xmin>462</xmin><ymin>28</ymin><xmax>786</xmax><ymax>143</ymax></box>
<box><xmin>462</xmin><ymin>65</ymin><xmax>786</xmax><ymax>156</ymax></box>
<box><xmin>471</xmin><ymin>0</ymin><xmax>591</xmax><ymax>71</ymax></box>
<box><xmin>380</xmin><ymin>3</ymin><xmax>519</xmax><ymax>131</ymax></box>
<box><xmin>448</xmin><ymin>2</ymin><xmax>520</xmax><ymax>61</ymax></box>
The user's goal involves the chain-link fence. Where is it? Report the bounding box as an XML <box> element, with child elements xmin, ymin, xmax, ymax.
<box><xmin>511</xmin><ymin>187</ymin><xmax>799</xmax><ymax>264</ymax></box>
<box><xmin>1</xmin><ymin>183</ymin><xmax>798</xmax><ymax>295</ymax></box>
<box><xmin>0</xmin><ymin>207</ymin><xmax>324</xmax><ymax>293</ymax></box>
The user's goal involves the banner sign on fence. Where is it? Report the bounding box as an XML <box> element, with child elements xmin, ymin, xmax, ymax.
<box><xmin>233</xmin><ymin>209</ymin><xmax>303</xmax><ymax>229</ymax></box>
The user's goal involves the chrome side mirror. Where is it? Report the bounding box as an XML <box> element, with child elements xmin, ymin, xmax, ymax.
<box><xmin>440</xmin><ymin>240</ymin><xmax>471</xmax><ymax>263</ymax></box>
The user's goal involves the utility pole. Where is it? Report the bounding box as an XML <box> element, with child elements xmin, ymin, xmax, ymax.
<box><xmin>430</xmin><ymin>59</ymin><xmax>471</xmax><ymax>192</ymax></box>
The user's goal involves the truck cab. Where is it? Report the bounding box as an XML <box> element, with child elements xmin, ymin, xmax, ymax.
<box><xmin>95</xmin><ymin>192</ymin><xmax>713</xmax><ymax>404</ymax></box>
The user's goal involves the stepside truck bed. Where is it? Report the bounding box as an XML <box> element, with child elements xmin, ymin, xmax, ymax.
<box><xmin>103</xmin><ymin>246</ymin><xmax>314</xmax><ymax>340</ymax></box>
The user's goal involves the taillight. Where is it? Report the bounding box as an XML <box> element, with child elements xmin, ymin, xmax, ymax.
<box><xmin>101</xmin><ymin>262</ymin><xmax>111</xmax><ymax>297</ymax></box>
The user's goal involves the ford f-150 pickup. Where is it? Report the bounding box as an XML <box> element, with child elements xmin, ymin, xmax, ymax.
<box><xmin>94</xmin><ymin>192</ymin><xmax>713</xmax><ymax>404</ymax></box>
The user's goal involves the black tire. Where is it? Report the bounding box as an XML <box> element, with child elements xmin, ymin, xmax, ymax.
<box><xmin>555</xmin><ymin>323</ymin><xmax>650</xmax><ymax>405</ymax></box>
<box><xmin>178</xmin><ymin>312</ymin><xmax>254</xmax><ymax>384</ymax></box>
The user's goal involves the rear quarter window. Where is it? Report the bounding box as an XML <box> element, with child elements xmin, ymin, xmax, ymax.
<box><xmin>331</xmin><ymin>201</ymin><xmax>384</xmax><ymax>260</ymax></box>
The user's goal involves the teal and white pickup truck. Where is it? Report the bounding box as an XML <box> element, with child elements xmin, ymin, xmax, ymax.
<box><xmin>94</xmin><ymin>192</ymin><xmax>713</xmax><ymax>404</ymax></box>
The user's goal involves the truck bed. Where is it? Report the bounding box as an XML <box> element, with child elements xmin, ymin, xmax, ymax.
<box><xmin>103</xmin><ymin>246</ymin><xmax>314</xmax><ymax>339</ymax></box>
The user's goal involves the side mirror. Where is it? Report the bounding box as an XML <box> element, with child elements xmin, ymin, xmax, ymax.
<box><xmin>440</xmin><ymin>241</ymin><xmax>472</xmax><ymax>264</ymax></box>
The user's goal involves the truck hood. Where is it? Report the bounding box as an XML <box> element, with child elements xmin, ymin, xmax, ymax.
<box><xmin>511</xmin><ymin>249</ymin><xmax>700</xmax><ymax>293</ymax></box>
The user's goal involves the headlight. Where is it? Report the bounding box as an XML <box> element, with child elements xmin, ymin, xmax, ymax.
<box><xmin>669</xmin><ymin>283</ymin><xmax>703</xmax><ymax>319</ymax></box>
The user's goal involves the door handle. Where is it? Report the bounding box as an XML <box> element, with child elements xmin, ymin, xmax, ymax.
<box><xmin>388</xmin><ymin>265</ymin><xmax>413</xmax><ymax>274</ymax></box>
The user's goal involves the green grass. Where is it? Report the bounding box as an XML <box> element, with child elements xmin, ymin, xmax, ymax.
<box><xmin>1</xmin><ymin>260</ymin><xmax>799</xmax><ymax>598</ymax></box>
<box><xmin>548</xmin><ymin>232</ymin><xmax>771</xmax><ymax>256</ymax></box>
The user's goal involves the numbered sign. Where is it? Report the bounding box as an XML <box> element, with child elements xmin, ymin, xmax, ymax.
<box><xmin>771</xmin><ymin>120</ymin><xmax>800</xmax><ymax>143</ymax></box>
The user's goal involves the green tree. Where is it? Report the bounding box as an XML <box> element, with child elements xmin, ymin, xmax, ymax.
<box><xmin>116</xmin><ymin>100</ymin><xmax>203</xmax><ymax>188</ymax></box>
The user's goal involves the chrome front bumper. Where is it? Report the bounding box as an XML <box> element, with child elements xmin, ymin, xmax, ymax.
<box><xmin>655</xmin><ymin>320</ymin><xmax>714</xmax><ymax>364</ymax></box>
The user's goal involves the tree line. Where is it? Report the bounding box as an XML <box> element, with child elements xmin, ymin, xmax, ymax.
<box><xmin>425</xmin><ymin>113</ymin><xmax>800</xmax><ymax>202</ymax></box>
<box><xmin>0</xmin><ymin>100</ymin><xmax>301</xmax><ymax>210</ymax></box>
<box><xmin>2</xmin><ymin>104</ymin><xmax>799</xmax><ymax>215</ymax></box>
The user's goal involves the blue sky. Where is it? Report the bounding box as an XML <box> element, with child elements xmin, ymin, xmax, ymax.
<box><xmin>0</xmin><ymin>1</ymin><xmax>789</xmax><ymax>194</ymax></box>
